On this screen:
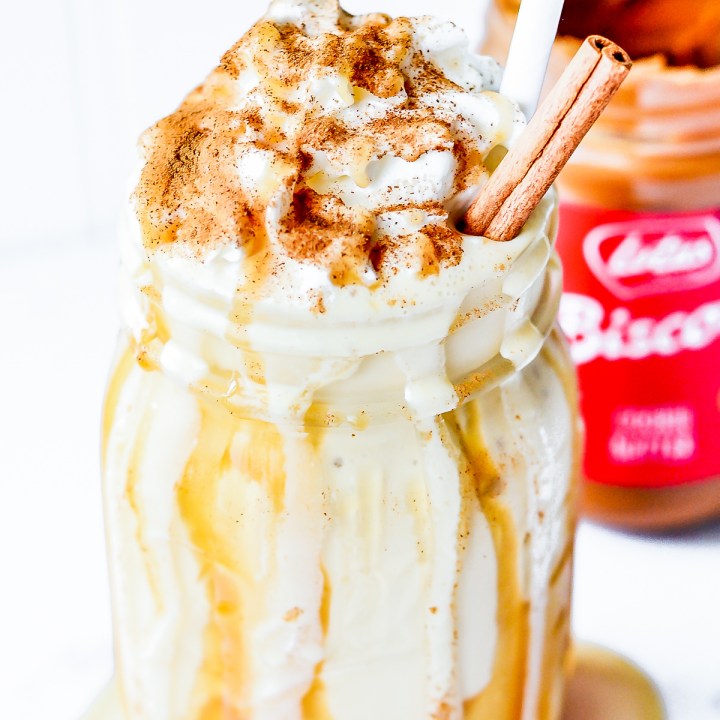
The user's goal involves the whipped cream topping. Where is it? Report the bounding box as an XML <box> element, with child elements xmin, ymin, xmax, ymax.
<box><xmin>133</xmin><ymin>0</ymin><xmax>524</xmax><ymax>284</ymax></box>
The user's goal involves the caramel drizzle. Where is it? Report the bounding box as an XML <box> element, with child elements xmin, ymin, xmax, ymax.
<box><xmin>301</xmin><ymin>670</ymin><xmax>333</xmax><ymax>720</ymax></box>
<box><xmin>300</xmin><ymin>564</ymin><xmax>333</xmax><ymax>718</ymax></box>
<box><xmin>176</xmin><ymin>398</ymin><xmax>335</xmax><ymax>719</ymax></box>
<box><xmin>535</xmin><ymin>328</ymin><xmax>581</xmax><ymax>720</ymax></box>
<box><xmin>101</xmin><ymin>342</ymin><xmax>137</xmax><ymax>465</ymax></box>
<box><xmin>125</xmin><ymin>405</ymin><xmax>165</xmax><ymax>612</ymax></box>
<box><xmin>449</xmin><ymin>401</ymin><xmax>530</xmax><ymax>720</ymax></box>
<box><xmin>175</xmin><ymin>401</ymin><xmax>252</xmax><ymax>717</ymax></box>
<box><xmin>104</xmin><ymin>343</ymin><xmax>165</xmax><ymax>611</ymax></box>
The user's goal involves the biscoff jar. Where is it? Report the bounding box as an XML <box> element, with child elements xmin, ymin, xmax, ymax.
<box><xmin>102</xmin><ymin>193</ymin><xmax>579</xmax><ymax>720</ymax></box>
<box><xmin>484</xmin><ymin>0</ymin><xmax>720</xmax><ymax>531</ymax></box>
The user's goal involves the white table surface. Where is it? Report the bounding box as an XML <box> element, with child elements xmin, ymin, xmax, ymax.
<box><xmin>1</xmin><ymin>236</ymin><xmax>719</xmax><ymax>720</ymax></box>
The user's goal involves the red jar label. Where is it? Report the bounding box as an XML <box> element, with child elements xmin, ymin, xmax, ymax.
<box><xmin>556</xmin><ymin>202</ymin><xmax>720</xmax><ymax>488</ymax></box>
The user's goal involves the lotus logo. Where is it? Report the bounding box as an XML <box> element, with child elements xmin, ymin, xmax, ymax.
<box><xmin>582</xmin><ymin>215</ymin><xmax>720</xmax><ymax>300</ymax></box>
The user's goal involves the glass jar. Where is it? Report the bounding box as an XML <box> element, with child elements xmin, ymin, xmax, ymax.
<box><xmin>484</xmin><ymin>0</ymin><xmax>720</xmax><ymax>531</ymax></box>
<box><xmin>102</xmin><ymin>195</ymin><xmax>579</xmax><ymax>719</ymax></box>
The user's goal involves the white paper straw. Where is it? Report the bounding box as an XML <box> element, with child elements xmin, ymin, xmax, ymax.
<box><xmin>500</xmin><ymin>0</ymin><xmax>565</xmax><ymax>119</ymax></box>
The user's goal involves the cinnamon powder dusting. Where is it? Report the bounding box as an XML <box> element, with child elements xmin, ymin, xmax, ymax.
<box><xmin>133</xmin><ymin>0</ymin><xmax>506</xmax><ymax>285</ymax></box>
<box><xmin>420</xmin><ymin>224</ymin><xmax>463</xmax><ymax>273</ymax></box>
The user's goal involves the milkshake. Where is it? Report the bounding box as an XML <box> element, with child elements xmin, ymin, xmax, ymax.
<box><xmin>103</xmin><ymin>1</ymin><xmax>579</xmax><ymax>718</ymax></box>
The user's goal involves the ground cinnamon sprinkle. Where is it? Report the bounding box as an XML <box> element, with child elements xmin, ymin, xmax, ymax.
<box><xmin>132</xmin><ymin>1</ymin><xmax>499</xmax><ymax>284</ymax></box>
<box><xmin>278</xmin><ymin>188</ymin><xmax>375</xmax><ymax>284</ymax></box>
<box><xmin>299</xmin><ymin>117</ymin><xmax>352</xmax><ymax>154</ymax></box>
<box><xmin>135</xmin><ymin>103</ymin><xmax>275</xmax><ymax>255</ymax></box>
<box><xmin>367</xmin><ymin>112</ymin><xmax>454</xmax><ymax>162</ymax></box>
<box><xmin>341</xmin><ymin>23</ymin><xmax>411</xmax><ymax>98</ymax></box>
<box><xmin>453</xmin><ymin>140</ymin><xmax>487</xmax><ymax>195</ymax></box>
<box><xmin>378</xmin><ymin>200</ymin><xmax>447</xmax><ymax>215</ymax></box>
<box><xmin>421</xmin><ymin>223</ymin><xmax>463</xmax><ymax>268</ymax></box>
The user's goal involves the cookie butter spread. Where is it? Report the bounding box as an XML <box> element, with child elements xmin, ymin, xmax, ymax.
<box><xmin>104</xmin><ymin>2</ymin><xmax>577</xmax><ymax>720</ymax></box>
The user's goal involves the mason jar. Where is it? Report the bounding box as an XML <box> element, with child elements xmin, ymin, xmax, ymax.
<box><xmin>102</xmin><ymin>193</ymin><xmax>578</xmax><ymax>720</ymax></box>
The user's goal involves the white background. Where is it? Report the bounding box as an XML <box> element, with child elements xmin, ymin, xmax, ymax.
<box><xmin>1</xmin><ymin>2</ymin><xmax>719</xmax><ymax>719</ymax></box>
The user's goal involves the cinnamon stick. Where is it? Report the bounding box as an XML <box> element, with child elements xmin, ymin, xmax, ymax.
<box><xmin>463</xmin><ymin>36</ymin><xmax>631</xmax><ymax>240</ymax></box>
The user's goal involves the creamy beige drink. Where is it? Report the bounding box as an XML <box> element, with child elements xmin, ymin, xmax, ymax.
<box><xmin>102</xmin><ymin>1</ymin><xmax>579</xmax><ymax>718</ymax></box>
